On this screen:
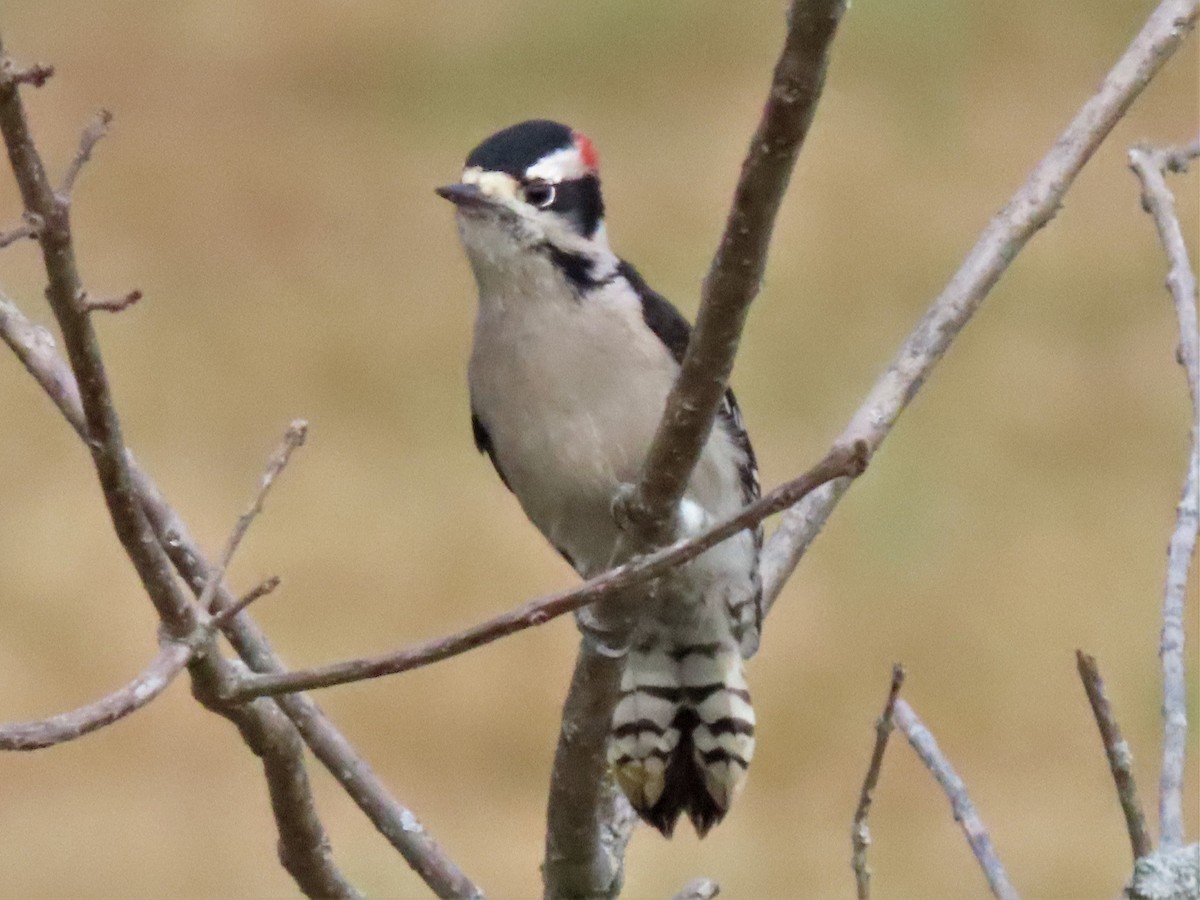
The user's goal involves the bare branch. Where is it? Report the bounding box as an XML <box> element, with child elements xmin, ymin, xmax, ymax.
<box><xmin>1129</xmin><ymin>139</ymin><xmax>1199</xmax><ymax>406</ymax></box>
<box><xmin>1128</xmin><ymin>137</ymin><xmax>1199</xmax><ymax>853</ymax></box>
<box><xmin>0</xmin><ymin>288</ymin><xmax>482</xmax><ymax>898</ymax></box>
<box><xmin>0</xmin><ymin>47</ymin><xmax>463</xmax><ymax>897</ymax></box>
<box><xmin>672</xmin><ymin>878</ymin><xmax>720</xmax><ymax>900</ymax></box>
<box><xmin>171</xmin><ymin>531</ymin><xmax>484</xmax><ymax>899</ymax></box>
<box><xmin>0</xmin><ymin>292</ymin><xmax>85</xmax><ymax>431</ymax></box>
<box><xmin>0</xmin><ymin>281</ymin><xmax>361</xmax><ymax>893</ymax></box>
<box><xmin>543</xmin><ymin>645</ymin><xmax>638</xmax><ymax>900</ymax></box>
<box><xmin>79</xmin><ymin>288</ymin><xmax>142</xmax><ymax>314</ymax></box>
<box><xmin>186</xmin><ymin>659</ymin><xmax>364</xmax><ymax>900</ymax></box>
<box><xmin>542</xmin><ymin>7</ymin><xmax>849</xmax><ymax>892</ymax></box>
<box><xmin>210</xmin><ymin>575</ymin><xmax>282</xmax><ymax>631</ymax></box>
<box><xmin>0</xmin><ymin>46</ymin><xmax>197</xmax><ymax>636</ymax></box>
<box><xmin>195</xmin><ymin>420</ymin><xmax>306</xmax><ymax>618</ymax></box>
<box><xmin>619</xmin><ymin>0</ymin><xmax>847</xmax><ymax>548</ymax></box>
<box><xmin>1076</xmin><ymin>651</ymin><xmax>1153</xmax><ymax>861</ymax></box>
<box><xmin>851</xmin><ymin>664</ymin><xmax>906</xmax><ymax>900</ymax></box>
<box><xmin>0</xmin><ymin>641</ymin><xmax>192</xmax><ymax>751</ymax></box>
<box><xmin>0</xmin><ymin>55</ymin><xmax>54</xmax><ymax>89</ymax></box>
<box><xmin>58</xmin><ymin>108</ymin><xmax>112</xmax><ymax>199</ymax></box>
<box><xmin>1163</xmin><ymin>138</ymin><xmax>1200</xmax><ymax>172</ymax></box>
<box><xmin>0</xmin><ymin>211</ymin><xmax>40</xmax><ymax>248</ymax></box>
<box><xmin>760</xmin><ymin>0</ymin><xmax>1200</xmax><ymax>610</ymax></box>
<box><xmin>892</xmin><ymin>699</ymin><xmax>1019</xmax><ymax>900</ymax></box>
<box><xmin>221</xmin><ymin>442</ymin><xmax>865</xmax><ymax>703</ymax></box>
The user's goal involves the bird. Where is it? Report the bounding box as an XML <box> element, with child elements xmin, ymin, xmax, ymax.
<box><xmin>436</xmin><ymin>120</ymin><xmax>761</xmax><ymax>837</ymax></box>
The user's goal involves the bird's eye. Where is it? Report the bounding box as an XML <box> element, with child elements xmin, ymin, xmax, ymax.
<box><xmin>523</xmin><ymin>180</ymin><xmax>556</xmax><ymax>208</ymax></box>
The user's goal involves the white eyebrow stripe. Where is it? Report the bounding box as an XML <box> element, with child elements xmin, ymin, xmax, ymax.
<box><xmin>525</xmin><ymin>146</ymin><xmax>587</xmax><ymax>183</ymax></box>
<box><xmin>461</xmin><ymin>166</ymin><xmax>519</xmax><ymax>201</ymax></box>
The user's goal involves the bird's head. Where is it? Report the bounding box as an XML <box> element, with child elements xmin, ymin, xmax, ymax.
<box><xmin>437</xmin><ymin>120</ymin><xmax>614</xmax><ymax>285</ymax></box>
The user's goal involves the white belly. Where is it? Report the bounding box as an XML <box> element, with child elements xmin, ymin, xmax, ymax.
<box><xmin>469</xmin><ymin>276</ymin><xmax>677</xmax><ymax>571</ymax></box>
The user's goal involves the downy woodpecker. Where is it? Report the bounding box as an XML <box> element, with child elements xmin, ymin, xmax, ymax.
<box><xmin>437</xmin><ymin>120</ymin><xmax>761</xmax><ymax>837</ymax></box>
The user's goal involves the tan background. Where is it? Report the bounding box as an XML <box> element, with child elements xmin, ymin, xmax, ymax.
<box><xmin>0</xmin><ymin>2</ymin><xmax>1197</xmax><ymax>897</ymax></box>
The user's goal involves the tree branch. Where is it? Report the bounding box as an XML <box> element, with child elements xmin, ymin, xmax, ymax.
<box><xmin>58</xmin><ymin>108</ymin><xmax>112</xmax><ymax>200</ymax></box>
<box><xmin>0</xmin><ymin>211</ymin><xmax>40</xmax><ymax>248</ymax></box>
<box><xmin>1129</xmin><ymin>139</ymin><xmax>1199</xmax><ymax>406</ymax></box>
<box><xmin>78</xmin><ymin>287</ymin><xmax>142</xmax><ymax>314</ymax></box>
<box><xmin>0</xmin><ymin>44</ymin><xmax>468</xmax><ymax>900</ymax></box>
<box><xmin>759</xmin><ymin>0</ymin><xmax>1200</xmax><ymax>610</ymax></box>
<box><xmin>219</xmin><ymin>443</ymin><xmax>865</xmax><ymax>703</ymax></box>
<box><xmin>210</xmin><ymin>575</ymin><xmax>282</xmax><ymax>630</ymax></box>
<box><xmin>1075</xmin><ymin>651</ymin><xmax>1153</xmax><ymax>861</ymax></box>
<box><xmin>0</xmin><ymin>641</ymin><xmax>192</xmax><ymax>751</ymax></box>
<box><xmin>542</xmin><ymin>645</ymin><xmax>639</xmax><ymax>900</ymax></box>
<box><xmin>619</xmin><ymin>0</ymin><xmax>847</xmax><ymax>548</ymax></box>
<box><xmin>0</xmin><ymin>54</ymin><xmax>53</xmax><ymax>88</ymax></box>
<box><xmin>1128</xmin><ymin>138</ymin><xmax>1199</xmax><ymax>854</ymax></box>
<box><xmin>194</xmin><ymin>420</ymin><xmax>306</xmax><ymax>618</ymax></box>
<box><xmin>851</xmin><ymin>664</ymin><xmax>906</xmax><ymax>900</ymax></box>
<box><xmin>0</xmin><ymin>41</ymin><xmax>196</xmax><ymax>637</ymax></box>
<box><xmin>542</xmin><ymin>7</ymin><xmax>848</xmax><ymax>893</ymax></box>
<box><xmin>193</xmin><ymin>681</ymin><xmax>365</xmax><ymax>900</ymax></box>
<box><xmin>0</xmin><ymin>288</ymin><xmax>483</xmax><ymax>899</ymax></box>
<box><xmin>892</xmin><ymin>699</ymin><xmax>1019</xmax><ymax>900</ymax></box>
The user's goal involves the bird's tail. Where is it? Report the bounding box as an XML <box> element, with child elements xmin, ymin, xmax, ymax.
<box><xmin>607</xmin><ymin>640</ymin><xmax>755</xmax><ymax>837</ymax></box>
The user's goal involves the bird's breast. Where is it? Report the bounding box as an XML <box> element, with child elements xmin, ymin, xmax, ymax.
<box><xmin>468</xmin><ymin>280</ymin><xmax>677</xmax><ymax>567</ymax></box>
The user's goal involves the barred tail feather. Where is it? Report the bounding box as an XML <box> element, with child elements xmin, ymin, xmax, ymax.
<box><xmin>608</xmin><ymin>642</ymin><xmax>755</xmax><ymax>837</ymax></box>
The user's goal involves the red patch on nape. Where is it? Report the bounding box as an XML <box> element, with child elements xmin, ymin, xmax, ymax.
<box><xmin>573</xmin><ymin>132</ymin><xmax>600</xmax><ymax>172</ymax></box>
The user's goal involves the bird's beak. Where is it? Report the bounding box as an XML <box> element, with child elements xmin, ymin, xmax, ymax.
<box><xmin>435</xmin><ymin>183</ymin><xmax>488</xmax><ymax>208</ymax></box>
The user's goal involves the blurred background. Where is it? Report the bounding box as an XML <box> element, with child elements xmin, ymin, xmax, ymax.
<box><xmin>0</xmin><ymin>2</ymin><xmax>1196</xmax><ymax>897</ymax></box>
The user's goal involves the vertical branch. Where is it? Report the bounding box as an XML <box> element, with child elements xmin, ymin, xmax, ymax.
<box><xmin>543</xmin><ymin>646</ymin><xmax>637</xmax><ymax>900</ymax></box>
<box><xmin>543</xmin><ymin>4</ymin><xmax>848</xmax><ymax>895</ymax></box>
<box><xmin>620</xmin><ymin>0</ymin><xmax>847</xmax><ymax>547</ymax></box>
<box><xmin>1128</xmin><ymin>139</ymin><xmax>1199</xmax><ymax>853</ymax></box>
<box><xmin>850</xmin><ymin>665</ymin><xmax>906</xmax><ymax>899</ymax></box>
<box><xmin>0</xmin><ymin>58</ymin><xmax>196</xmax><ymax>635</ymax></box>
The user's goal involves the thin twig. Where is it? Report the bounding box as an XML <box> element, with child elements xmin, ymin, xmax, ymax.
<box><xmin>1163</xmin><ymin>138</ymin><xmax>1200</xmax><ymax>173</ymax></box>
<box><xmin>759</xmin><ymin>0</ymin><xmax>1200</xmax><ymax>612</ymax></box>
<box><xmin>79</xmin><ymin>288</ymin><xmax>142</xmax><ymax>314</ymax></box>
<box><xmin>0</xmin><ymin>288</ymin><xmax>483</xmax><ymax>898</ymax></box>
<box><xmin>893</xmin><ymin>699</ymin><xmax>1019</xmax><ymax>900</ymax></box>
<box><xmin>1076</xmin><ymin>651</ymin><xmax>1153</xmax><ymax>861</ymax></box>
<box><xmin>1129</xmin><ymin>139</ymin><xmax>1199</xmax><ymax>406</ymax></box>
<box><xmin>1128</xmin><ymin>137</ymin><xmax>1199</xmax><ymax>853</ymax></box>
<box><xmin>0</xmin><ymin>43</ymin><xmax>196</xmax><ymax>636</ymax></box>
<box><xmin>221</xmin><ymin>442</ymin><xmax>866</xmax><ymax>703</ymax></box>
<box><xmin>210</xmin><ymin>575</ymin><xmax>282</xmax><ymax>630</ymax></box>
<box><xmin>851</xmin><ymin>664</ymin><xmax>906</xmax><ymax>900</ymax></box>
<box><xmin>195</xmin><ymin>420</ymin><xmax>306</xmax><ymax>617</ymax></box>
<box><xmin>58</xmin><ymin>108</ymin><xmax>112</xmax><ymax>199</ymax></box>
<box><xmin>0</xmin><ymin>49</ymin><xmax>367</xmax><ymax>897</ymax></box>
<box><xmin>0</xmin><ymin>58</ymin><xmax>54</xmax><ymax>89</ymax></box>
<box><xmin>0</xmin><ymin>211</ymin><xmax>40</xmax><ymax>248</ymax></box>
<box><xmin>0</xmin><ymin>641</ymin><xmax>192</xmax><ymax>751</ymax></box>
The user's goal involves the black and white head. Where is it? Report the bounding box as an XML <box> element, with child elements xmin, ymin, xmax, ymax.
<box><xmin>436</xmin><ymin>120</ymin><xmax>616</xmax><ymax>288</ymax></box>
